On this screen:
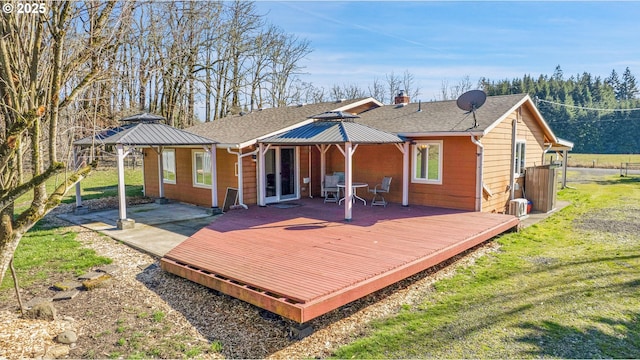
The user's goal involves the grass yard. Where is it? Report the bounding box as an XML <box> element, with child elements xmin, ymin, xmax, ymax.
<box><xmin>333</xmin><ymin>174</ymin><xmax>640</xmax><ymax>358</ymax></box>
<box><xmin>567</xmin><ymin>153</ymin><xmax>640</xmax><ymax>168</ymax></box>
<box><xmin>0</xmin><ymin>222</ymin><xmax>112</xmax><ymax>293</ymax></box>
<box><xmin>6</xmin><ymin>167</ymin><xmax>143</xmax><ymax>292</ymax></box>
<box><xmin>13</xmin><ymin>168</ymin><xmax>144</xmax><ymax>216</ymax></box>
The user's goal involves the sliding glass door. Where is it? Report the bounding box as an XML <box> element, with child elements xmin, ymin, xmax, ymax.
<box><xmin>264</xmin><ymin>147</ymin><xmax>297</xmax><ymax>203</ymax></box>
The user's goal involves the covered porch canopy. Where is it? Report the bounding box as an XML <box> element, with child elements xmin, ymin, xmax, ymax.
<box><xmin>259</xmin><ymin>111</ymin><xmax>407</xmax><ymax>221</ymax></box>
<box><xmin>549</xmin><ymin>137</ymin><xmax>575</xmax><ymax>189</ymax></box>
<box><xmin>73</xmin><ymin>113</ymin><xmax>218</xmax><ymax>229</ymax></box>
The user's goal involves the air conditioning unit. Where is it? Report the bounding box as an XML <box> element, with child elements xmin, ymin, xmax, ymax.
<box><xmin>509</xmin><ymin>198</ymin><xmax>528</xmax><ymax>217</ymax></box>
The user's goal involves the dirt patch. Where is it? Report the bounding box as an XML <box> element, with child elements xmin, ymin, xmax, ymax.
<box><xmin>574</xmin><ymin>206</ymin><xmax>640</xmax><ymax>235</ymax></box>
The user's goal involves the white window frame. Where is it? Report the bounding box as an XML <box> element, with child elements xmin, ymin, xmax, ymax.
<box><xmin>192</xmin><ymin>150</ymin><xmax>212</xmax><ymax>188</ymax></box>
<box><xmin>514</xmin><ymin>140</ymin><xmax>526</xmax><ymax>177</ymax></box>
<box><xmin>162</xmin><ymin>149</ymin><xmax>176</xmax><ymax>184</ymax></box>
<box><xmin>411</xmin><ymin>140</ymin><xmax>443</xmax><ymax>185</ymax></box>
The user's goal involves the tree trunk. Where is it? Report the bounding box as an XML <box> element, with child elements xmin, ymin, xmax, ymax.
<box><xmin>0</xmin><ymin>208</ymin><xmax>23</xmax><ymax>291</ymax></box>
<box><xmin>10</xmin><ymin>257</ymin><xmax>25</xmax><ymax>314</ymax></box>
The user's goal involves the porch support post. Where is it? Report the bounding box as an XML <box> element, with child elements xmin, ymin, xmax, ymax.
<box><xmin>344</xmin><ymin>142</ymin><xmax>353</xmax><ymax>221</ymax></box>
<box><xmin>116</xmin><ymin>144</ymin><xmax>134</xmax><ymax>229</ymax></box>
<box><xmin>258</xmin><ymin>143</ymin><xmax>266</xmax><ymax>206</ymax></box>
<box><xmin>402</xmin><ymin>141</ymin><xmax>409</xmax><ymax>206</ymax></box>
<box><xmin>308</xmin><ymin>146</ymin><xmax>313</xmax><ymax>198</ymax></box>
<box><xmin>316</xmin><ymin>144</ymin><xmax>330</xmax><ymax>196</ymax></box>
<box><xmin>237</xmin><ymin>151</ymin><xmax>244</xmax><ymax>206</ymax></box>
<box><xmin>561</xmin><ymin>149</ymin><xmax>568</xmax><ymax>189</ymax></box>
<box><xmin>209</xmin><ymin>144</ymin><xmax>219</xmax><ymax>210</ymax></box>
<box><xmin>73</xmin><ymin>146</ymin><xmax>83</xmax><ymax>209</ymax></box>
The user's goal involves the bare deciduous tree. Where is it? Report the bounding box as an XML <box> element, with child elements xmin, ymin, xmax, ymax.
<box><xmin>440</xmin><ymin>75</ymin><xmax>473</xmax><ymax>100</ymax></box>
<box><xmin>0</xmin><ymin>0</ymin><xmax>130</xmax><ymax>287</ymax></box>
<box><xmin>368</xmin><ymin>77</ymin><xmax>386</xmax><ymax>103</ymax></box>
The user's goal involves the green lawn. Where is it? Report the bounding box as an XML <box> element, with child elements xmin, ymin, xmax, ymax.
<box><xmin>5</xmin><ymin>167</ymin><xmax>143</xmax><ymax>291</ymax></box>
<box><xmin>14</xmin><ymin>168</ymin><xmax>144</xmax><ymax>216</ymax></box>
<box><xmin>0</xmin><ymin>222</ymin><xmax>112</xmax><ymax>292</ymax></box>
<box><xmin>334</xmin><ymin>175</ymin><xmax>640</xmax><ymax>358</ymax></box>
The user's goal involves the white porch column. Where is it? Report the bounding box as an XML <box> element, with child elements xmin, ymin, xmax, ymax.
<box><xmin>210</xmin><ymin>144</ymin><xmax>219</xmax><ymax>209</ymax></box>
<box><xmin>402</xmin><ymin>141</ymin><xmax>410</xmax><ymax>206</ymax></box>
<box><xmin>562</xmin><ymin>149</ymin><xmax>568</xmax><ymax>189</ymax></box>
<box><xmin>316</xmin><ymin>144</ymin><xmax>330</xmax><ymax>195</ymax></box>
<box><xmin>116</xmin><ymin>144</ymin><xmax>135</xmax><ymax>229</ymax></box>
<box><xmin>73</xmin><ymin>146</ymin><xmax>83</xmax><ymax>209</ymax></box>
<box><xmin>344</xmin><ymin>142</ymin><xmax>353</xmax><ymax>221</ymax></box>
<box><xmin>237</xmin><ymin>152</ymin><xmax>244</xmax><ymax>206</ymax></box>
<box><xmin>258</xmin><ymin>143</ymin><xmax>266</xmax><ymax>206</ymax></box>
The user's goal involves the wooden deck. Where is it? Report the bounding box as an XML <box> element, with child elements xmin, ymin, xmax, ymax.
<box><xmin>160</xmin><ymin>199</ymin><xmax>519</xmax><ymax>323</ymax></box>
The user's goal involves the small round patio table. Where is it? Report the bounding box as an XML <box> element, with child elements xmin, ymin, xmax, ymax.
<box><xmin>337</xmin><ymin>182</ymin><xmax>368</xmax><ymax>205</ymax></box>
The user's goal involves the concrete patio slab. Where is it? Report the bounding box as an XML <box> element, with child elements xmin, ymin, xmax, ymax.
<box><xmin>58</xmin><ymin>202</ymin><xmax>218</xmax><ymax>257</ymax></box>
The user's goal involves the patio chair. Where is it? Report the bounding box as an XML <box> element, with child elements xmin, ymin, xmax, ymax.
<box><xmin>323</xmin><ymin>174</ymin><xmax>340</xmax><ymax>203</ymax></box>
<box><xmin>333</xmin><ymin>171</ymin><xmax>345</xmax><ymax>183</ymax></box>
<box><xmin>368</xmin><ymin>176</ymin><xmax>392</xmax><ymax>207</ymax></box>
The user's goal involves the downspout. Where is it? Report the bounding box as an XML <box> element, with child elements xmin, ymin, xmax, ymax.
<box><xmin>227</xmin><ymin>147</ymin><xmax>259</xmax><ymax>209</ymax></box>
<box><xmin>470</xmin><ymin>135</ymin><xmax>484</xmax><ymax>212</ymax></box>
<box><xmin>541</xmin><ymin>143</ymin><xmax>553</xmax><ymax>165</ymax></box>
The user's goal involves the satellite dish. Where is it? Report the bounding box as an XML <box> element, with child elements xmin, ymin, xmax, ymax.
<box><xmin>456</xmin><ymin>90</ymin><xmax>487</xmax><ymax>128</ymax></box>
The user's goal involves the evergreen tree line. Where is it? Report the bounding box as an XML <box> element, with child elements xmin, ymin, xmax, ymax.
<box><xmin>479</xmin><ymin>66</ymin><xmax>640</xmax><ymax>153</ymax></box>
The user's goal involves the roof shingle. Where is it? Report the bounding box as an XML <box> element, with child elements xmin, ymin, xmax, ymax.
<box><xmin>185</xmin><ymin>98</ymin><xmax>375</xmax><ymax>146</ymax></box>
<box><xmin>356</xmin><ymin>93</ymin><xmax>529</xmax><ymax>134</ymax></box>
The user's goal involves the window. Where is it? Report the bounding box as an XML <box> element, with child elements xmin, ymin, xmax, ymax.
<box><xmin>514</xmin><ymin>141</ymin><xmax>526</xmax><ymax>176</ymax></box>
<box><xmin>162</xmin><ymin>149</ymin><xmax>176</xmax><ymax>183</ymax></box>
<box><xmin>412</xmin><ymin>141</ymin><xmax>442</xmax><ymax>184</ymax></box>
<box><xmin>193</xmin><ymin>150</ymin><xmax>212</xmax><ymax>187</ymax></box>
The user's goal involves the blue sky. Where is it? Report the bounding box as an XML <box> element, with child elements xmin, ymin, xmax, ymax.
<box><xmin>255</xmin><ymin>1</ymin><xmax>640</xmax><ymax>101</ymax></box>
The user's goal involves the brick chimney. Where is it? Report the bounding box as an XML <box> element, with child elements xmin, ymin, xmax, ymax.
<box><xmin>394</xmin><ymin>90</ymin><xmax>410</xmax><ymax>104</ymax></box>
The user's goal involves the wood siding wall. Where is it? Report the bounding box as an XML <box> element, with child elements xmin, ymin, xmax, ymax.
<box><xmin>322</xmin><ymin>139</ymin><xmax>477</xmax><ymax>211</ymax></box>
<box><xmin>141</xmin><ymin>103</ymin><xmax>550</xmax><ymax>213</ymax></box>
<box><xmin>143</xmin><ymin>147</ymin><xmax>245</xmax><ymax>207</ymax></box>
<box><xmin>408</xmin><ymin>137</ymin><xmax>477</xmax><ymax>211</ymax></box>
<box><xmin>480</xmin><ymin>105</ymin><xmax>547</xmax><ymax>213</ymax></box>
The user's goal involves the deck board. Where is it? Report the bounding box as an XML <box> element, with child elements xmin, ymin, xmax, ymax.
<box><xmin>161</xmin><ymin>199</ymin><xmax>519</xmax><ymax>322</ymax></box>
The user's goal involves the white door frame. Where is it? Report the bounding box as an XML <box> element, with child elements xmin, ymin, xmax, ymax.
<box><xmin>263</xmin><ymin>146</ymin><xmax>299</xmax><ymax>204</ymax></box>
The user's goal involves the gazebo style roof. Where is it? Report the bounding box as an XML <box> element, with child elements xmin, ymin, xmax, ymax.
<box><xmin>260</xmin><ymin>120</ymin><xmax>404</xmax><ymax>145</ymax></box>
<box><xmin>74</xmin><ymin>114</ymin><xmax>216</xmax><ymax>147</ymax></box>
<box><xmin>260</xmin><ymin>111</ymin><xmax>403</xmax><ymax>145</ymax></box>
<box><xmin>72</xmin><ymin>113</ymin><xmax>219</xmax><ymax>231</ymax></box>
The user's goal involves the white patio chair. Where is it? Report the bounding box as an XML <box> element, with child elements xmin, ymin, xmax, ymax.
<box><xmin>368</xmin><ymin>176</ymin><xmax>392</xmax><ymax>207</ymax></box>
<box><xmin>323</xmin><ymin>175</ymin><xmax>340</xmax><ymax>203</ymax></box>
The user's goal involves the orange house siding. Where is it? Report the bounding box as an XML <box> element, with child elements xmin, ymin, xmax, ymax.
<box><xmin>321</xmin><ymin>139</ymin><xmax>476</xmax><ymax>211</ymax></box>
<box><xmin>409</xmin><ymin>137</ymin><xmax>477</xmax><ymax>211</ymax></box>
<box><xmin>481</xmin><ymin>105</ymin><xmax>547</xmax><ymax>213</ymax></box>
<box><xmin>143</xmin><ymin>147</ymin><xmax>242</xmax><ymax>207</ymax></box>
<box><xmin>142</xmin><ymin>148</ymin><xmax>212</xmax><ymax>207</ymax></box>
<box><xmin>141</xmin><ymin>102</ymin><xmax>550</xmax><ymax>213</ymax></box>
